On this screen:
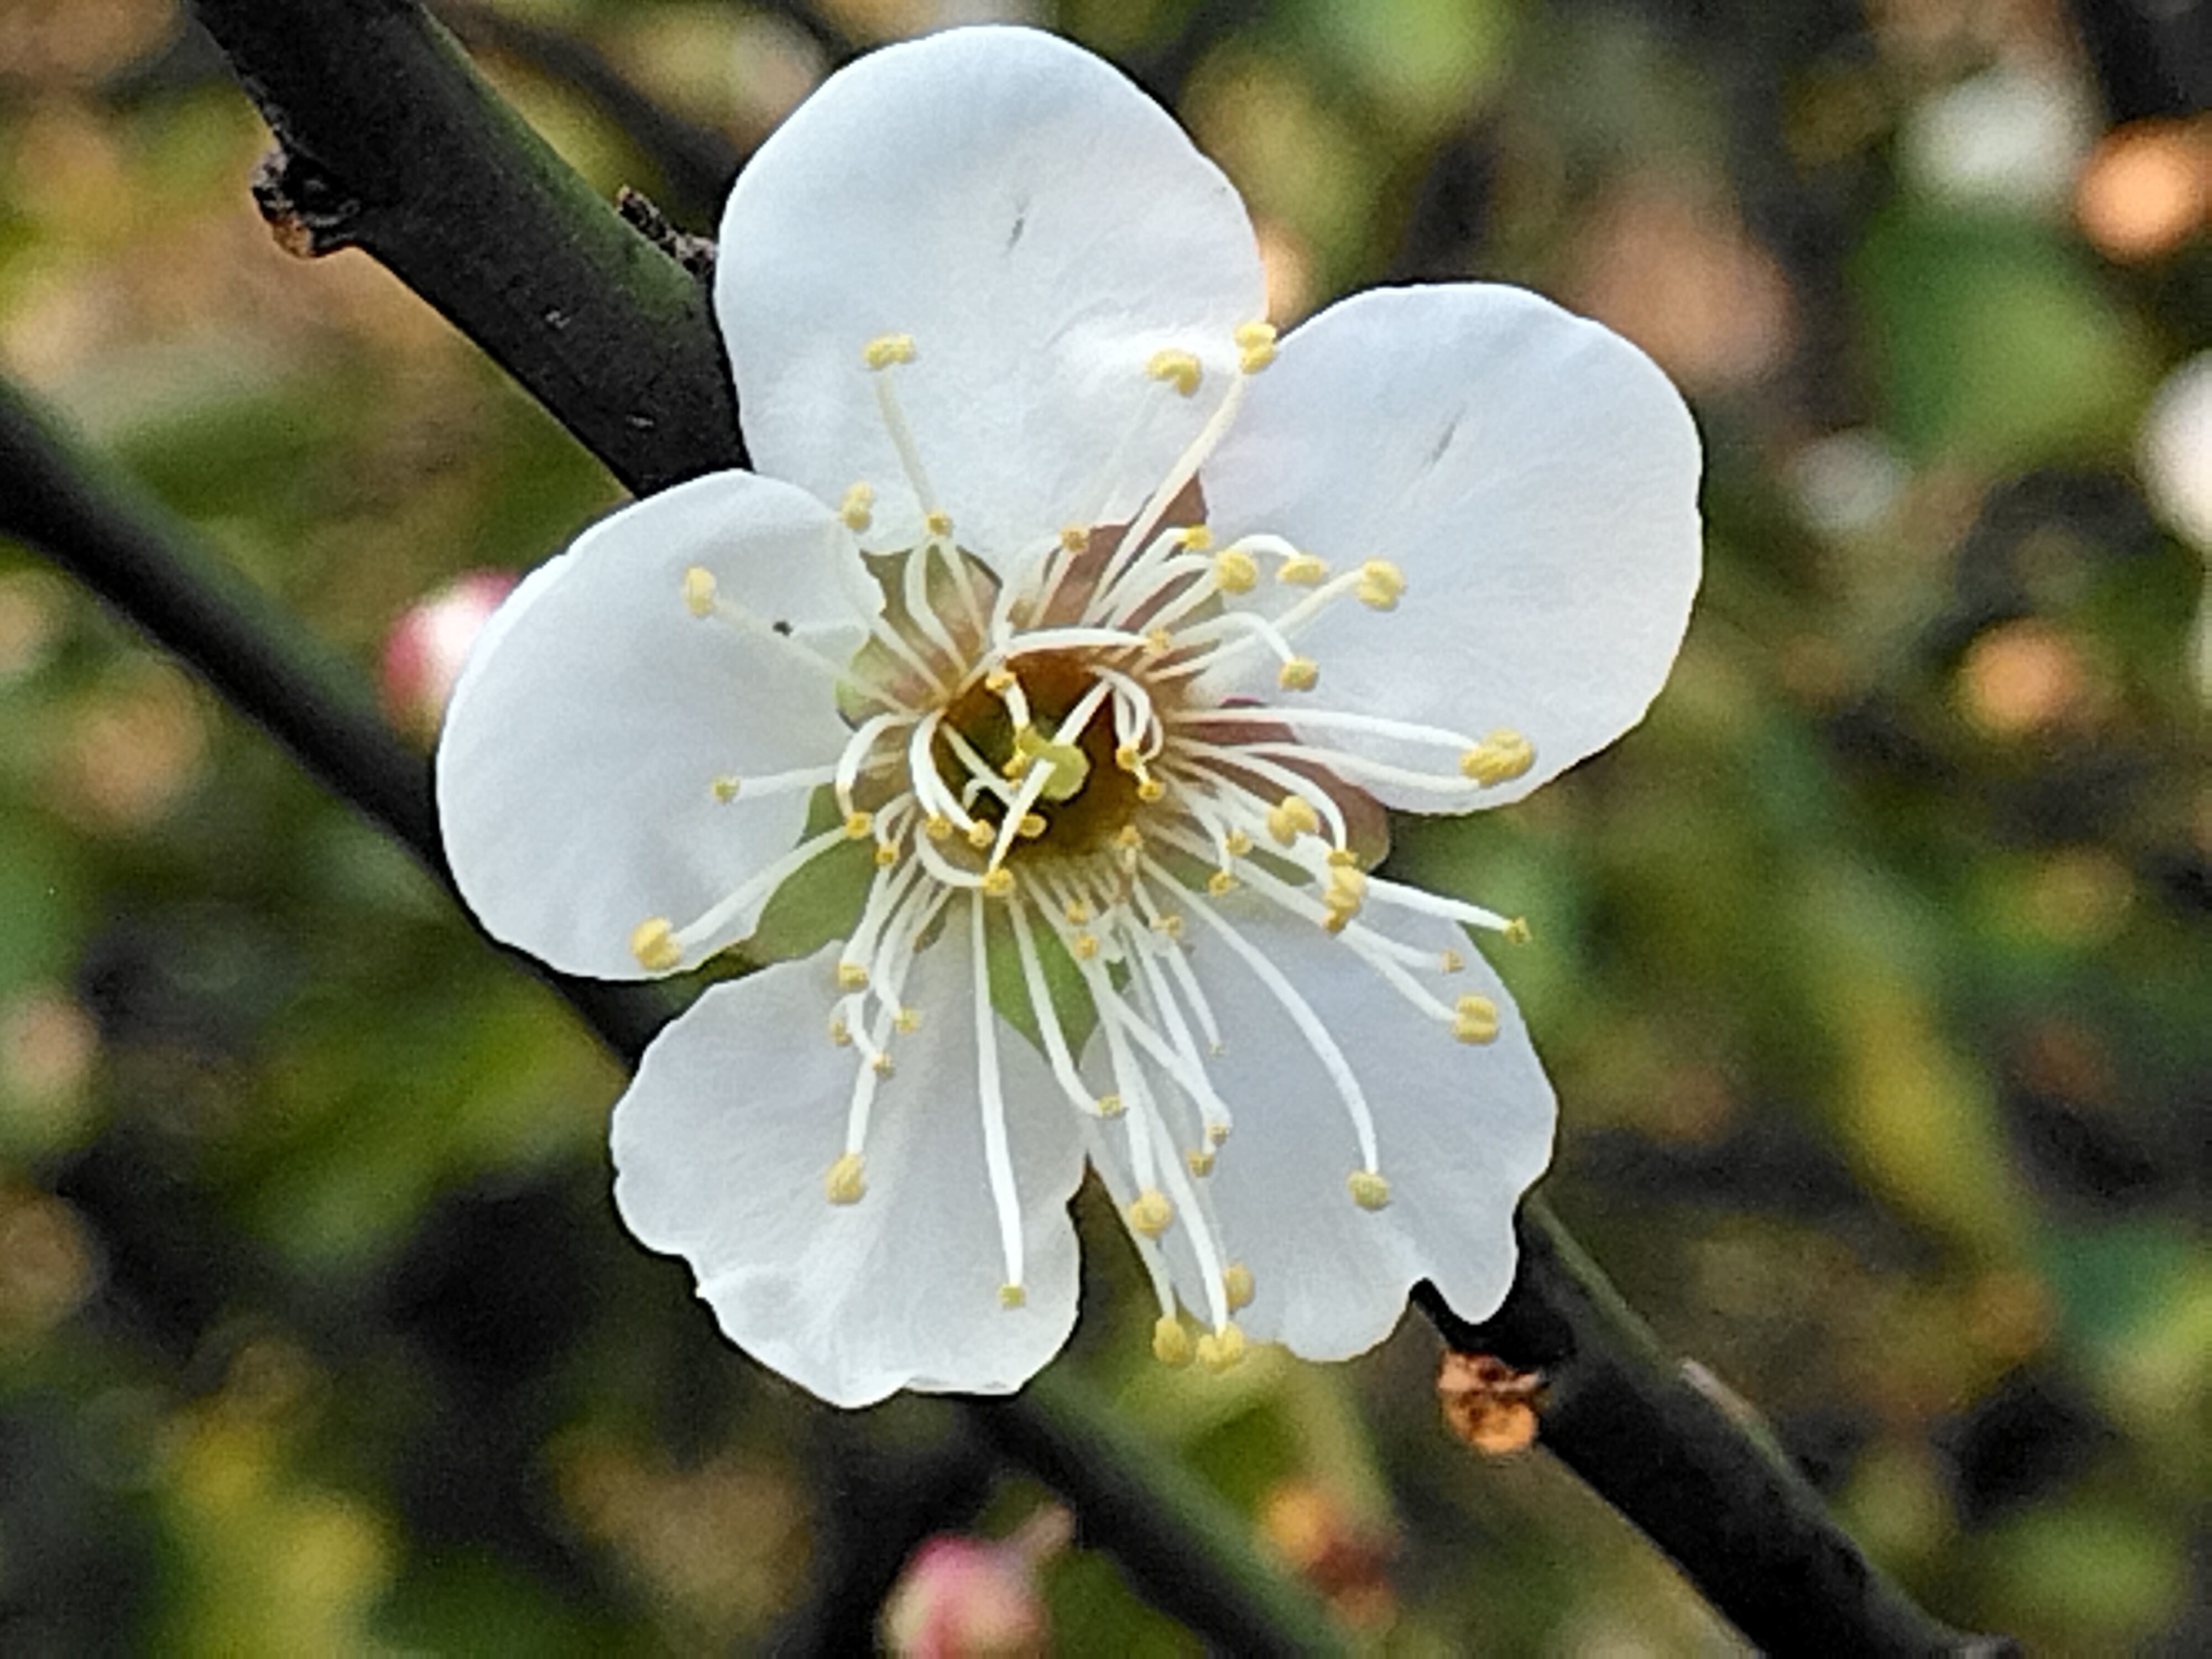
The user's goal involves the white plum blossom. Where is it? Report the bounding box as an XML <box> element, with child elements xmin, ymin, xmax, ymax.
<box><xmin>436</xmin><ymin>27</ymin><xmax>1702</xmax><ymax>1408</ymax></box>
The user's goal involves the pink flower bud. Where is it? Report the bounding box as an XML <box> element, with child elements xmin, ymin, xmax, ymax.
<box><xmin>881</xmin><ymin>1509</ymin><xmax>1069</xmax><ymax>1657</ymax></box>
<box><xmin>380</xmin><ymin>570</ymin><xmax>516</xmax><ymax>743</ymax></box>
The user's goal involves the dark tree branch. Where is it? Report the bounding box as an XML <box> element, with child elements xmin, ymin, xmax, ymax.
<box><xmin>191</xmin><ymin>0</ymin><xmax>743</xmax><ymax>498</ymax></box>
<box><xmin>0</xmin><ymin>380</ymin><xmax>675</xmax><ymax>1062</ymax></box>
<box><xmin>86</xmin><ymin>1</ymin><xmax>2008</xmax><ymax>1648</ymax></box>
<box><xmin>967</xmin><ymin>1376</ymin><xmax>1337</xmax><ymax>1656</ymax></box>
<box><xmin>0</xmin><ymin>368</ymin><xmax>1332</xmax><ymax>1656</ymax></box>
<box><xmin>766</xmin><ymin>1408</ymin><xmax>999</xmax><ymax>1653</ymax></box>
<box><xmin>2064</xmin><ymin>0</ymin><xmax>2212</xmax><ymax>122</ymax></box>
<box><xmin>1418</xmin><ymin>1204</ymin><xmax>2014</xmax><ymax>1656</ymax></box>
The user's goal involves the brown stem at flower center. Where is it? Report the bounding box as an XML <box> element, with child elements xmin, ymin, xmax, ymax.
<box><xmin>941</xmin><ymin>649</ymin><xmax>1154</xmax><ymax>860</ymax></box>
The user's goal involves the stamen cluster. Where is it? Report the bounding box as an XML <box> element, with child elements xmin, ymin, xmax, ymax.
<box><xmin>630</xmin><ymin>326</ymin><xmax>1536</xmax><ymax>1362</ymax></box>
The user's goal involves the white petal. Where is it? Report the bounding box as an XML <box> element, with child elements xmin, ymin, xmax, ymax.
<box><xmin>1175</xmin><ymin>902</ymin><xmax>1554</xmax><ymax>1357</ymax></box>
<box><xmin>1204</xmin><ymin>284</ymin><xmax>1703</xmax><ymax>808</ymax></box>
<box><xmin>717</xmin><ymin>27</ymin><xmax>1264</xmax><ymax>561</ymax></box>
<box><xmin>437</xmin><ymin>472</ymin><xmax>868</xmax><ymax>979</ymax></box>
<box><xmin>611</xmin><ymin>939</ymin><xmax>1089</xmax><ymax>1407</ymax></box>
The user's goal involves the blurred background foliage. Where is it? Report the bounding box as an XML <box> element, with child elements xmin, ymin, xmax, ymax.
<box><xmin>1</xmin><ymin>0</ymin><xmax>2205</xmax><ymax>1650</ymax></box>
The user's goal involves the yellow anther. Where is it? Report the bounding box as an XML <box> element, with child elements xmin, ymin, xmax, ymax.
<box><xmin>1150</xmin><ymin>911</ymin><xmax>1184</xmax><ymax>941</ymax></box>
<box><xmin>835</xmin><ymin>960</ymin><xmax>869</xmax><ymax>991</ymax></box>
<box><xmin>924</xmin><ymin>509</ymin><xmax>953</xmax><ymax>539</ymax></box>
<box><xmin>628</xmin><ymin>916</ymin><xmax>681</xmax><ymax>972</ymax></box>
<box><xmin>1207</xmin><ymin>1121</ymin><xmax>1231</xmax><ymax>1146</ymax></box>
<box><xmin>823</xmin><ymin>1153</ymin><xmax>866</xmax><ymax>1206</ymax></box>
<box><xmin>1063</xmin><ymin>899</ymin><xmax>1092</xmax><ymax>925</ymax></box>
<box><xmin>1113</xmin><ymin>743</ymin><xmax>1141</xmax><ymax>771</ymax></box>
<box><xmin>710</xmin><ymin>775</ymin><xmax>740</xmax><ymax>804</ymax></box>
<box><xmin>1058</xmin><ymin>524</ymin><xmax>1088</xmax><ymax>554</ymax></box>
<box><xmin>1222</xmin><ymin>1262</ymin><xmax>1255</xmax><ymax>1312</ymax></box>
<box><xmin>681</xmin><ymin>566</ymin><xmax>717</xmax><ymax>618</ymax></box>
<box><xmin>1347</xmin><ymin>1170</ymin><xmax>1391</xmax><ymax>1211</ymax></box>
<box><xmin>843</xmin><ymin>810</ymin><xmax>872</xmax><ymax>839</ymax></box>
<box><xmin>1277</xmin><ymin>656</ymin><xmax>1319</xmax><ymax>692</ymax></box>
<box><xmin>1196</xmin><ymin>1322</ymin><xmax>1248</xmax><ymax>1372</ymax></box>
<box><xmin>1114</xmin><ymin>824</ymin><xmax>1143</xmax><ymax>850</ymax></box>
<box><xmin>1460</xmin><ymin>728</ymin><xmax>1536</xmax><ymax>786</ymax></box>
<box><xmin>1264</xmin><ymin>794</ymin><xmax>1321</xmax><ymax>846</ymax></box>
<box><xmin>1144</xmin><ymin>626</ymin><xmax>1172</xmax><ymax>656</ymax></box>
<box><xmin>1126</xmin><ymin>1188</ymin><xmax>1173</xmax><ymax>1238</ymax></box>
<box><xmin>873</xmin><ymin>842</ymin><xmax>900</xmax><ymax>868</ymax></box>
<box><xmin>870</xmin><ymin>1051</ymin><xmax>895</xmax><ymax>1077</ymax></box>
<box><xmin>827</xmin><ymin>1018</ymin><xmax>851</xmax><ymax>1046</ymax></box>
<box><xmin>893</xmin><ymin>1006</ymin><xmax>920</xmax><ymax>1033</ymax></box>
<box><xmin>980</xmin><ymin>867</ymin><xmax>1015</xmax><ymax>899</ymax></box>
<box><xmin>862</xmin><ymin>332</ymin><xmax>915</xmax><ymax>369</ymax></box>
<box><xmin>1277</xmin><ymin>551</ymin><xmax>1328</xmax><ymax>585</ymax></box>
<box><xmin>1453</xmin><ymin>994</ymin><xmax>1500</xmax><ymax>1044</ymax></box>
<box><xmin>1072</xmin><ymin>932</ymin><xmax>1099</xmax><ymax>959</ymax></box>
<box><xmin>1326</xmin><ymin>868</ymin><xmax>1367</xmax><ymax>910</ymax></box>
<box><xmin>1504</xmin><ymin>917</ymin><xmax>1532</xmax><ymax>946</ymax></box>
<box><xmin>925</xmin><ymin>813</ymin><xmax>953</xmax><ymax>842</ymax></box>
<box><xmin>838</xmin><ymin>481</ymin><xmax>874</xmax><ymax>531</ymax></box>
<box><xmin>1181</xmin><ymin>525</ymin><xmax>1214</xmax><ymax>551</ymax></box>
<box><xmin>1324</xmin><ymin>846</ymin><xmax>1359</xmax><ymax>868</ymax></box>
<box><xmin>1439</xmin><ymin>948</ymin><xmax>1465</xmax><ymax>973</ymax></box>
<box><xmin>1354</xmin><ymin>558</ymin><xmax>1407</xmax><ymax>609</ymax></box>
<box><xmin>999</xmin><ymin>1283</ymin><xmax>1027</xmax><ymax>1309</ymax></box>
<box><xmin>1135</xmin><ymin>776</ymin><xmax>1165</xmax><ymax>803</ymax></box>
<box><xmin>1145</xmin><ymin>347</ymin><xmax>1203</xmax><ymax>397</ymax></box>
<box><xmin>1213</xmin><ymin>548</ymin><xmax>1258</xmax><ymax>592</ymax></box>
<box><xmin>1001</xmin><ymin>754</ymin><xmax>1027</xmax><ymax>779</ymax></box>
<box><xmin>1152</xmin><ymin>1316</ymin><xmax>1193</xmax><ymax>1368</ymax></box>
<box><xmin>967</xmin><ymin>820</ymin><xmax>997</xmax><ymax>851</ymax></box>
<box><xmin>1017</xmin><ymin>812</ymin><xmax>1047</xmax><ymax>839</ymax></box>
<box><xmin>1095</xmin><ymin>1093</ymin><xmax>1124</xmax><ymax>1118</ymax></box>
<box><xmin>1206</xmin><ymin>869</ymin><xmax>1237</xmax><ymax>897</ymax></box>
<box><xmin>1320</xmin><ymin>907</ymin><xmax>1352</xmax><ymax>935</ymax></box>
<box><xmin>984</xmin><ymin>666</ymin><xmax>1016</xmax><ymax>691</ymax></box>
<box><xmin>1234</xmin><ymin>319</ymin><xmax>1278</xmax><ymax>373</ymax></box>
<box><xmin>1185</xmin><ymin>1147</ymin><xmax>1215</xmax><ymax>1178</ymax></box>
<box><xmin>1223</xmin><ymin>830</ymin><xmax>1253</xmax><ymax>857</ymax></box>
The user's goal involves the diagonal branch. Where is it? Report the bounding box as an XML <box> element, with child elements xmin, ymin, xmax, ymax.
<box><xmin>191</xmin><ymin>0</ymin><xmax>742</xmax><ymax>498</ymax></box>
<box><xmin>1418</xmin><ymin>1207</ymin><xmax>2013</xmax><ymax>1654</ymax></box>
<box><xmin>0</xmin><ymin>379</ymin><xmax>675</xmax><ymax>1062</ymax></box>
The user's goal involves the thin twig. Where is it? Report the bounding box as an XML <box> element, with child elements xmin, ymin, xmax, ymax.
<box><xmin>432</xmin><ymin>1</ymin><xmax>744</xmax><ymax>221</ymax></box>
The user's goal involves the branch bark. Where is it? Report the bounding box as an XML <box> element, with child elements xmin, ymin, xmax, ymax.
<box><xmin>192</xmin><ymin>0</ymin><xmax>742</xmax><ymax>498</ymax></box>
<box><xmin>1418</xmin><ymin>1204</ymin><xmax>2013</xmax><ymax>1655</ymax></box>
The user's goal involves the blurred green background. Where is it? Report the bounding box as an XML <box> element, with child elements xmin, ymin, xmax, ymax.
<box><xmin>1</xmin><ymin>0</ymin><xmax>2205</xmax><ymax>1650</ymax></box>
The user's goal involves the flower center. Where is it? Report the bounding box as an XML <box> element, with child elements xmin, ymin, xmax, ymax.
<box><xmin>935</xmin><ymin>648</ymin><xmax>1142</xmax><ymax>861</ymax></box>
